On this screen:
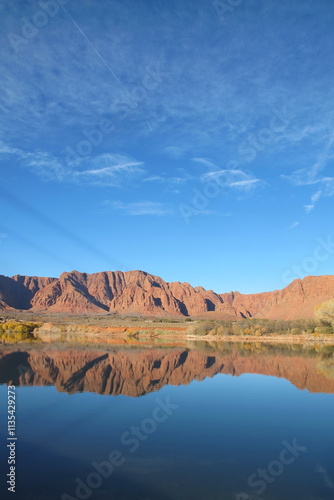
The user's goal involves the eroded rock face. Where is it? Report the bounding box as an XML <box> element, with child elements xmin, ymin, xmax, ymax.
<box><xmin>0</xmin><ymin>275</ymin><xmax>56</xmax><ymax>310</ymax></box>
<box><xmin>223</xmin><ymin>275</ymin><xmax>334</xmax><ymax>320</ymax></box>
<box><xmin>0</xmin><ymin>347</ymin><xmax>333</xmax><ymax>395</ymax></box>
<box><xmin>0</xmin><ymin>270</ymin><xmax>333</xmax><ymax>319</ymax></box>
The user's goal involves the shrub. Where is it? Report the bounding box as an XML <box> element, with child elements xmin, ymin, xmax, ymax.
<box><xmin>315</xmin><ymin>300</ymin><xmax>334</xmax><ymax>331</ymax></box>
<box><xmin>189</xmin><ymin>322</ymin><xmax>215</xmax><ymax>336</ymax></box>
<box><xmin>315</xmin><ymin>326</ymin><xmax>334</xmax><ymax>335</ymax></box>
<box><xmin>0</xmin><ymin>320</ymin><xmax>40</xmax><ymax>342</ymax></box>
<box><xmin>290</xmin><ymin>328</ymin><xmax>302</xmax><ymax>335</ymax></box>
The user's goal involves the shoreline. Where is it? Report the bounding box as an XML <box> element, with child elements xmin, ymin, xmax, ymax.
<box><xmin>1</xmin><ymin>318</ymin><xmax>334</xmax><ymax>347</ymax></box>
<box><xmin>1</xmin><ymin>330</ymin><xmax>334</xmax><ymax>348</ymax></box>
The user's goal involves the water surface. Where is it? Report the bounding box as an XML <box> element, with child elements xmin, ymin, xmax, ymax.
<box><xmin>0</xmin><ymin>343</ymin><xmax>334</xmax><ymax>500</ymax></box>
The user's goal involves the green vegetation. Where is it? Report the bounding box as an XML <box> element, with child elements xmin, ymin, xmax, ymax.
<box><xmin>1</xmin><ymin>302</ymin><xmax>334</xmax><ymax>345</ymax></box>
<box><xmin>315</xmin><ymin>299</ymin><xmax>334</xmax><ymax>332</ymax></box>
<box><xmin>188</xmin><ymin>317</ymin><xmax>327</xmax><ymax>337</ymax></box>
<box><xmin>0</xmin><ymin>320</ymin><xmax>41</xmax><ymax>342</ymax></box>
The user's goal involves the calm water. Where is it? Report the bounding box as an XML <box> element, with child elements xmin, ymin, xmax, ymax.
<box><xmin>0</xmin><ymin>343</ymin><xmax>334</xmax><ymax>500</ymax></box>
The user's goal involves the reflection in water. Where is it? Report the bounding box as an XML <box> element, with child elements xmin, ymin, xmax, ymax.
<box><xmin>0</xmin><ymin>343</ymin><xmax>334</xmax><ymax>500</ymax></box>
<box><xmin>1</xmin><ymin>342</ymin><xmax>334</xmax><ymax>395</ymax></box>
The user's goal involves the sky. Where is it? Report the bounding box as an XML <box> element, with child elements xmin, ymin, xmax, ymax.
<box><xmin>0</xmin><ymin>0</ymin><xmax>333</xmax><ymax>294</ymax></box>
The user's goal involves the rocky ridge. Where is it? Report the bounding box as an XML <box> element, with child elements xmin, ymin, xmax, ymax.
<box><xmin>0</xmin><ymin>270</ymin><xmax>333</xmax><ymax>319</ymax></box>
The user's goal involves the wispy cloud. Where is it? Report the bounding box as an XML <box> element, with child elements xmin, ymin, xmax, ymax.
<box><xmin>103</xmin><ymin>200</ymin><xmax>173</xmax><ymax>216</ymax></box>
<box><xmin>289</xmin><ymin>221</ymin><xmax>300</xmax><ymax>230</ymax></box>
<box><xmin>229</xmin><ymin>179</ymin><xmax>260</xmax><ymax>189</ymax></box>
<box><xmin>22</xmin><ymin>150</ymin><xmax>67</xmax><ymax>181</ymax></box>
<box><xmin>193</xmin><ymin>158</ymin><xmax>218</xmax><ymax>170</ymax></box>
<box><xmin>283</xmin><ymin>131</ymin><xmax>334</xmax><ymax>220</ymax></box>
<box><xmin>1</xmin><ymin>0</ymin><xmax>334</xmax><ymax>166</ymax></box>
<box><xmin>143</xmin><ymin>174</ymin><xmax>190</xmax><ymax>185</ymax></box>
<box><xmin>0</xmin><ymin>140</ymin><xmax>21</xmax><ymax>155</ymax></box>
<box><xmin>143</xmin><ymin>175</ymin><xmax>165</xmax><ymax>183</ymax></box>
<box><xmin>75</xmin><ymin>154</ymin><xmax>145</xmax><ymax>185</ymax></box>
<box><xmin>304</xmin><ymin>205</ymin><xmax>314</xmax><ymax>214</ymax></box>
<box><xmin>102</xmin><ymin>200</ymin><xmax>231</xmax><ymax>217</ymax></box>
<box><xmin>311</xmin><ymin>190</ymin><xmax>323</xmax><ymax>203</ymax></box>
<box><xmin>0</xmin><ymin>142</ymin><xmax>145</xmax><ymax>186</ymax></box>
<box><xmin>283</xmin><ymin>130</ymin><xmax>334</xmax><ymax>186</ymax></box>
<box><xmin>200</xmin><ymin>168</ymin><xmax>261</xmax><ymax>191</ymax></box>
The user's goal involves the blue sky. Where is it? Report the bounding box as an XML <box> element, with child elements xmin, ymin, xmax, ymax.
<box><xmin>0</xmin><ymin>0</ymin><xmax>333</xmax><ymax>294</ymax></box>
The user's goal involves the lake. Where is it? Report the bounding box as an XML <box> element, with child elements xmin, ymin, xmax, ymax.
<box><xmin>0</xmin><ymin>342</ymin><xmax>334</xmax><ymax>500</ymax></box>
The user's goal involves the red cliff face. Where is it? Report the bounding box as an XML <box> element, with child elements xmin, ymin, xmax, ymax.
<box><xmin>225</xmin><ymin>275</ymin><xmax>334</xmax><ymax>320</ymax></box>
<box><xmin>0</xmin><ymin>274</ymin><xmax>56</xmax><ymax>310</ymax></box>
<box><xmin>0</xmin><ymin>347</ymin><xmax>333</xmax><ymax>395</ymax></box>
<box><xmin>0</xmin><ymin>270</ymin><xmax>333</xmax><ymax>319</ymax></box>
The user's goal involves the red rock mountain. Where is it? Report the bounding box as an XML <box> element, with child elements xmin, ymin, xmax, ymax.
<box><xmin>0</xmin><ymin>270</ymin><xmax>333</xmax><ymax>319</ymax></box>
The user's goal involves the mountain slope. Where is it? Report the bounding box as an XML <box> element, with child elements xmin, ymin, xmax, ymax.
<box><xmin>0</xmin><ymin>270</ymin><xmax>333</xmax><ymax>319</ymax></box>
<box><xmin>0</xmin><ymin>274</ymin><xmax>56</xmax><ymax>310</ymax></box>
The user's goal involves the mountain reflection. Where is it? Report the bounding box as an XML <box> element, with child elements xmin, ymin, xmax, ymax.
<box><xmin>1</xmin><ymin>343</ymin><xmax>334</xmax><ymax>395</ymax></box>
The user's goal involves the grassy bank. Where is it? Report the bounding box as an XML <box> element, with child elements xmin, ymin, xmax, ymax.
<box><xmin>1</xmin><ymin>315</ymin><xmax>333</xmax><ymax>346</ymax></box>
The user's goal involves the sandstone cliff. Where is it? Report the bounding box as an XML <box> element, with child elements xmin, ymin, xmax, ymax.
<box><xmin>0</xmin><ymin>270</ymin><xmax>333</xmax><ymax>320</ymax></box>
<box><xmin>0</xmin><ymin>274</ymin><xmax>56</xmax><ymax>310</ymax></box>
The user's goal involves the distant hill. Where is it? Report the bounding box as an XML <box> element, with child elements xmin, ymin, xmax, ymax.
<box><xmin>0</xmin><ymin>270</ymin><xmax>333</xmax><ymax>320</ymax></box>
